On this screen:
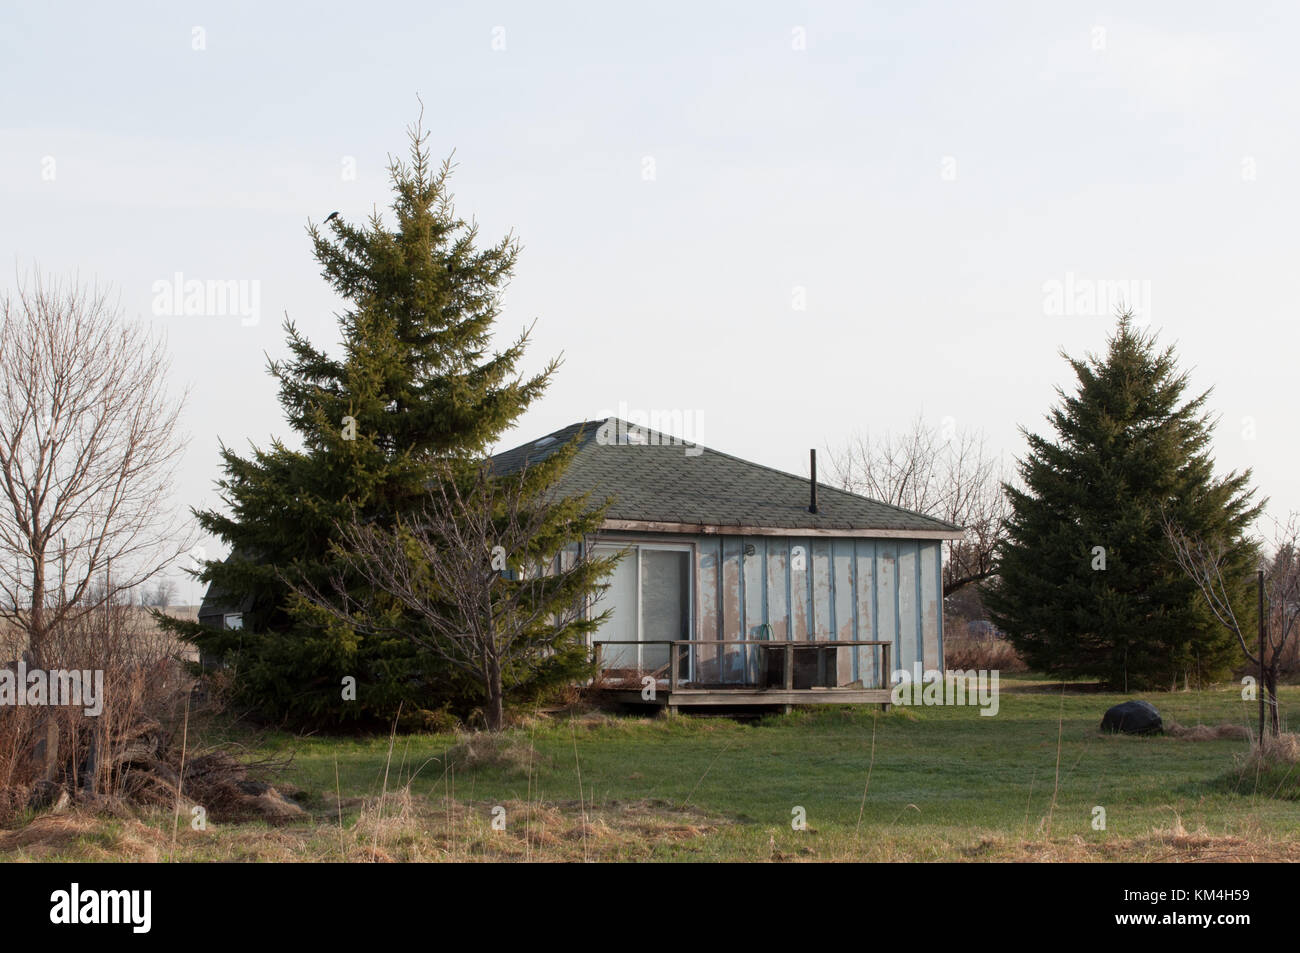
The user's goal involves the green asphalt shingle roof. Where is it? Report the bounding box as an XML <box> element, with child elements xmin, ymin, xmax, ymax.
<box><xmin>491</xmin><ymin>419</ymin><xmax>963</xmax><ymax>536</ymax></box>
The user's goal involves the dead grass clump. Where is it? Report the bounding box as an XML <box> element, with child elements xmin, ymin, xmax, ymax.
<box><xmin>0</xmin><ymin>811</ymin><xmax>168</xmax><ymax>860</ymax></box>
<box><xmin>494</xmin><ymin>798</ymin><xmax>719</xmax><ymax>860</ymax></box>
<box><xmin>569</xmin><ymin>711</ymin><xmax>660</xmax><ymax>733</ymax></box>
<box><xmin>1117</xmin><ymin>819</ymin><xmax>1300</xmax><ymax>862</ymax></box>
<box><xmin>564</xmin><ymin>817</ymin><xmax>613</xmax><ymax>842</ymax></box>
<box><xmin>619</xmin><ymin>800</ymin><xmax>718</xmax><ymax>842</ymax></box>
<box><xmin>350</xmin><ymin>787</ymin><xmax>425</xmax><ymax>856</ymax></box>
<box><xmin>1216</xmin><ymin>732</ymin><xmax>1300</xmax><ymax>801</ymax></box>
<box><xmin>439</xmin><ymin>732</ymin><xmax>547</xmax><ymax>777</ymax></box>
<box><xmin>1246</xmin><ymin>731</ymin><xmax>1300</xmax><ymax>768</ymax></box>
<box><xmin>0</xmin><ymin>812</ymin><xmax>100</xmax><ymax>853</ymax></box>
<box><xmin>981</xmin><ymin>824</ymin><xmax>1300</xmax><ymax>862</ymax></box>
<box><xmin>943</xmin><ymin>632</ymin><xmax>1027</xmax><ymax>673</ymax></box>
<box><xmin>1165</xmin><ymin>722</ymin><xmax>1252</xmax><ymax>741</ymax></box>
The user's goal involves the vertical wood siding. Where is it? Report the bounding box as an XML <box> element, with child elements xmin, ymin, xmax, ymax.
<box><xmin>594</xmin><ymin>532</ymin><xmax>946</xmax><ymax>679</ymax></box>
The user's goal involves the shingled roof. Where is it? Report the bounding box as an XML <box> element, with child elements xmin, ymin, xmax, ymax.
<box><xmin>491</xmin><ymin>419</ymin><xmax>964</xmax><ymax>538</ymax></box>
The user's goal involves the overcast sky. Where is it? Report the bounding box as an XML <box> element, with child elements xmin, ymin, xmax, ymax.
<box><xmin>3</xmin><ymin>1</ymin><xmax>1296</xmax><ymax>602</ymax></box>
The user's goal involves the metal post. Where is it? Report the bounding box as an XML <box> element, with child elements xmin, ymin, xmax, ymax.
<box><xmin>808</xmin><ymin>450</ymin><xmax>818</xmax><ymax>514</ymax></box>
<box><xmin>1258</xmin><ymin>569</ymin><xmax>1266</xmax><ymax>740</ymax></box>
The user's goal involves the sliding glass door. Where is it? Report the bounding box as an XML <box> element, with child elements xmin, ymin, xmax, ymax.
<box><xmin>591</xmin><ymin>543</ymin><xmax>692</xmax><ymax>674</ymax></box>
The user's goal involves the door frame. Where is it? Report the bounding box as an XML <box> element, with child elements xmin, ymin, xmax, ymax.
<box><xmin>590</xmin><ymin>538</ymin><xmax>695</xmax><ymax>679</ymax></box>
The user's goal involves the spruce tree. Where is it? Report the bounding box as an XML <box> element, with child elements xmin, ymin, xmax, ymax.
<box><xmin>164</xmin><ymin>117</ymin><xmax>576</xmax><ymax>727</ymax></box>
<box><xmin>287</xmin><ymin>452</ymin><xmax>618</xmax><ymax>732</ymax></box>
<box><xmin>984</xmin><ymin>313</ymin><xmax>1261</xmax><ymax>689</ymax></box>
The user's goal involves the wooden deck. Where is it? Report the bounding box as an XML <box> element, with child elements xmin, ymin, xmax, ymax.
<box><xmin>592</xmin><ymin>639</ymin><xmax>894</xmax><ymax>713</ymax></box>
<box><xmin>597</xmin><ymin>686</ymin><xmax>892</xmax><ymax>713</ymax></box>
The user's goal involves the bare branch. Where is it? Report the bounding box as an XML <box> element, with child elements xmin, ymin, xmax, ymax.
<box><xmin>0</xmin><ymin>270</ymin><xmax>193</xmax><ymax>661</ymax></box>
<box><xmin>288</xmin><ymin>457</ymin><xmax>614</xmax><ymax>730</ymax></box>
<box><xmin>1164</xmin><ymin>511</ymin><xmax>1300</xmax><ymax>736</ymax></box>
<box><xmin>828</xmin><ymin>416</ymin><xmax>1009</xmax><ymax>597</ymax></box>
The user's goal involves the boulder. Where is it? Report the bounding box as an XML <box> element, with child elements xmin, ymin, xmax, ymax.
<box><xmin>1101</xmin><ymin>700</ymin><xmax>1163</xmax><ymax>735</ymax></box>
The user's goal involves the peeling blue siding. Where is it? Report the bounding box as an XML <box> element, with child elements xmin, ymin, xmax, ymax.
<box><xmin>594</xmin><ymin>531</ymin><xmax>946</xmax><ymax>678</ymax></box>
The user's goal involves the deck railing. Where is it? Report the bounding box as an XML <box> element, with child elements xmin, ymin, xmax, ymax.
<box><xmin>591</xmin><ymin>639</ymin><xmax>892</xmax><ymax>693</ymax></box>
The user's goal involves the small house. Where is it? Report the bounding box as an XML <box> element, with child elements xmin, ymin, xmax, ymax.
<box><xmin>197</xmin><ymin>416</ymin><xmax>963</xmax><ymax>713</ymax></box>
<box><xmin>492</xmin><ymin>418</ymin><xmax>963</xmax><ymax>712</ymax></box>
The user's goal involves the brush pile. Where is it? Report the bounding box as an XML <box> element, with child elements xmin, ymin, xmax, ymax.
<box><xmin>0</xmin><ymin>604</ymin><xmax>301</xmax><ymax>827</ymax></box>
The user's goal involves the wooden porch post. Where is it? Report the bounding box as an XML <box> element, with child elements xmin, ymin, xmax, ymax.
<box><xmin>880</xmin><ymin>643</ymin><xmax>891</xmax><ymax>712</ymax></box>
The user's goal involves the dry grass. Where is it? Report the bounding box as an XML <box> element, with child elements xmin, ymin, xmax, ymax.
<box><xmin>952</xmin><ymin>827</ymin><xmax>1300</xmax><ymax>862</ymax></box>
<box><xmin>310</xmin><ymin>792</ymin><xmax>721</xmax><ymax>862</ymax></box>
<box><xmin>0</xmin><ymin>603</ymin><xmax>302</xmax><ymax>827</ymax></box>
<box><xmin>438</xmin><ymin>732</ymin><xmax>548</xmax><ymax>777</ymax></box>
<box><xmin>0</xmin><ymin>792</ymin><xmax>725</xmax><ymax>862</ymax></box>
<box><xmin>943</xmin><ymin>627</ymin><xmax>1027</xmax><ymax>673</ymax></box>
<box><xmin>1165</xmin><ymin>722</ymin><xmax>1252</xmax><ymax>741</ymax></box>
<box><xmin>0</xmin><ymin>605</ymin><xmax>200</xmax><ymax>663</ymax></box>
<box><xmin>7</xmin><ymin>779</ymin><xmax>1298</xmax><ymax>863</ymax></box>
<box><xmin>7</xmin><ymin>690</ymin><xmax>1300</xmax><ymax>862</ymax></box>
<box><xmin>0</xmin><ymin>812</ymin><xmax>169</xmax><ymax>860</ymax></box>
<box><xmin>1245</xmin><ymin>731</ymin><xmax>1300</xmax><ymax>768</ymax></box>
<box><xmin>0</xmin><ymin>604</ymin><xmax>199</xmax><ymax>822</ymax></box>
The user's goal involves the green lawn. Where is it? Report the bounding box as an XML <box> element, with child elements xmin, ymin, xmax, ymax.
<box><xmin>5</xmin><ymin>680</ymin><xmax>1296</xmax><ymax>861</ymax></box>
<box><xmin>247</xmin><ymin>680</ymin><xmax>1299</xmax><ymax>860</ymax></box>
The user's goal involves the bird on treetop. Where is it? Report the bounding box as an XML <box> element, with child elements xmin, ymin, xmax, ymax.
<box><xmin>324</xmin><ymin>211</ymin><xmax>339</xmax><ymax>224</ymax></box>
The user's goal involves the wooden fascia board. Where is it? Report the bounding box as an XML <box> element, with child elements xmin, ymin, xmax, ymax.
<box><xmin>600</xmin><ymin>518</ymin><xmax>965</xmax><ymax>540</ymax></box>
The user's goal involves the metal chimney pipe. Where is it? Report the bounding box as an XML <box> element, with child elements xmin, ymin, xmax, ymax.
<box><xmin>809</xmin><ymin>449</ymin><xmax>818</xmax><ymax>514</ymax></box>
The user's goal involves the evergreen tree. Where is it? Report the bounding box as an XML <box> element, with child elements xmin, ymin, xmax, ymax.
<box><xmin>983</xmin><ymin>313</ymin><xmax>1261</xmax><ymax>689</ymax></box>
<box><xmin>163</xmin><ymin>116</ymin><xmax>578</xmax><ymax>727</ymax></box>
<box><xmin>288</xmin><ymin>453</ymin><xmax>618</xmax><ymax>732</ymax></box>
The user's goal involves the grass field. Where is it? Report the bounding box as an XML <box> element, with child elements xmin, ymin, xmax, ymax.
<box><xmin>3</xmin><ymin>678</ymin><xmax>1297</xmax><ymax>862</ymax></box>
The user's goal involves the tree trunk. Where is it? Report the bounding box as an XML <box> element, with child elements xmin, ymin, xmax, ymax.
<box><xmin>42</xmin><ymin>717</ymin><xmax>60</xmax><ymax>782</ymax></box>
<box><xmin>28</xmin><ymin>555</ymin><xmax>60</xmax><ymax>780</ymax></box>
<box><xmin>485</xmin><ymin>657</ymin><xmax>504</xmax><ymax>732</ymax></box>
<box><xmin>1265</xmin><ymin>670</ymin><xmax>1280</xmax><ymax>737</ymax></box>
<box><xmin>29</xmin><ymin>551</ymin><xmax>46</xmax><ymax>666</ymax></box>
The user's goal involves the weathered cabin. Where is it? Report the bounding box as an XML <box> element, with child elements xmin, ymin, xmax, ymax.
<box><xmin>197</xmin><ymin>416</ymin><xmax>962</xmax><ymax>713</ymax></box>
<box><xmin>492</xmin><ymin>418</ymin><xmax>963</xmax><ymax>713</ymax></box>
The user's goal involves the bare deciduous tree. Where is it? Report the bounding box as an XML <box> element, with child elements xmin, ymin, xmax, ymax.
<box><xmin>828</xmin><ymin>416</ymin><xmax>1008</xmax><ymax>597</ymax></box>
<box><xmin>0</xmin><ymin>271</ymin><xmax>191</xmax><ymax>665</ymax></box>
<box><xmin>1165</xmin><ymin>514</ymin><xmax>1300</xmax><ymax>738</ymax></box>
<box><xmin>143</xmin><ymin>578</ymin><xmax>178</xmax><ymax>608</ymax></box>
<box><xmin>290</xmin><ymin>460</ymin><xmax>616</xmax><ymax>731</ymax></box>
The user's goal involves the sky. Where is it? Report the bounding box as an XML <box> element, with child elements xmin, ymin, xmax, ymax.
<box><xmin>2</xmin><ymin>1</ymin><xmax>1297</xmax><ymax>603</ymax></box>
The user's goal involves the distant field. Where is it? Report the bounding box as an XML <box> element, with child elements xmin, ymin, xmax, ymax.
<box><xmin>0</xmin><ymin>606</ymin><xmax>201</xmax><ymax>661</ymax></box>
<box><xmin>3</xmin><ymin>679</ymin><xmax>1297</xmax><ymax>862</ymax></box>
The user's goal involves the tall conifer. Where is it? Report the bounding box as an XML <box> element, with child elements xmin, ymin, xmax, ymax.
<box><xmin>166</xmin><ymin>117</ymin><xmax>594</xmax><ymax>726</ymax></box>
<box><xmin>984</xmin><ymin>314</ymin><xmax>1261</xmax><ymax>689</ymax></box>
